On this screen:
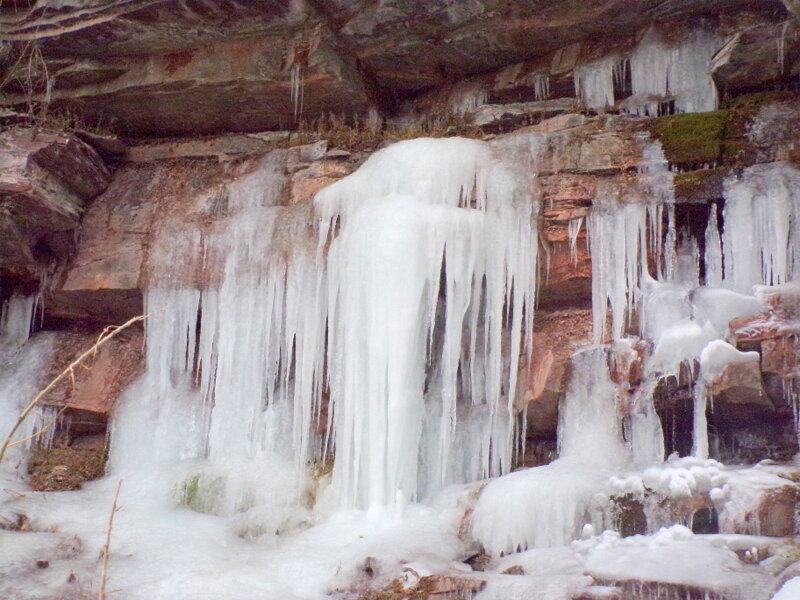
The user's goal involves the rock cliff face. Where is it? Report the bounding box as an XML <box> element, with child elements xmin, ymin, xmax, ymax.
<box><xmin>2</xmin><ymin>2</ymin><xmax>800</xmax><ymax>599</ymax></box>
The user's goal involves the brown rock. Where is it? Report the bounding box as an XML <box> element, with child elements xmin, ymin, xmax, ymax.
<box><xmin>125</xmin><ymin>134</ymin><xmax>290</xmax><ymax>163</ymax></box>
<box><xmin>44</xmin><ymin>328</ymin><xmax>144</xmax><ymax>416</ymax></box>
<box><xmin>419</xmin><ymin>574</ymin><xmax>486</xmax><ymax>597</ymax></box>
<box><xmin>721</xmin><ymin>485</ymin><xmax>800</xmax><ymax>537</ymax></box>
<box><xmin>289</xmin><ymin>160</ymin><xmax>354</xmax><ymax>205</ymax></box>
<box><xmin>708</xmin><ymin>360</ymin><xmax>768</xmax><ymax>408</ymax></box>
<box><xmin>762</xmin><ymin>337</ymin><xmax>798</xmax><ymax>377</ymax></box>
<box><xmin>712</xmin><ymin>20</ymin><xmax>800</xmax><ymax>94</ymax></box>
<box><xmin>1</xmin><ymin>3</ymin><xmax>371</xmax><ymax>136</ymax></box>
<box><xmin>729</xmin><ymin>315</ymin><xmax>783</xmax><ymax>343</ymax></box>
<box><xmin>0</xmin><ymin>127</ymin><xmax>109</xmax><ymax>279</ymax></box>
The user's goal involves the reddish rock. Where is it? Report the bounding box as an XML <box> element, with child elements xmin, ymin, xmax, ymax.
<box><xmin>762</xmin><ymin>337</ymin><xmax>798</xmax><ymax>377</ymax></box>
<box><xmin>708</xmin><ymin>360</ymin><xmax>770</xmax><ymax>409</ymax></box>
<box><xmin>44</xmin><ymin>328</ymin><xmax>145</xmax><ymax>416</ymax></box>
<box><xmin>1</xmin><ymin>3</ymin><xmax>370</xmax><ymax>136</ymax></box>
<box><xmin>0</xmin><ymin>127</ymin><xmax>110</xmax><ymax>280</ymax></box>
<box><xmin>729</xmin><ymin>315</ymin><xmax>783</xmax><ymax>343</ymax></box>
<box><xmin>520</xmin><ymin>310</ymin><xmax>592</xmax><ymax>441</ymax></box>
<box><xmin>712</xmin><ymin>19</ymin><xmax>800</xmax><ymax>94</ymax></box>
<box><xmin>722</xmin><ymin>485</ymin><xmax>800</xmax><ymax>537</ymax></box>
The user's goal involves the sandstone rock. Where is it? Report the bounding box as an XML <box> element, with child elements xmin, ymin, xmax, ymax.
<box><xmin>762</xmin><ymin>337</ymin><xmax>798</xmax><ymax>377</ymax></box>
<box><xmin>721</xmin><ymin>485</ymin><xmax>800</xmax><ymax>537</ymax></box>
<box><xmin>520</xmin><ymin>310</ymin><xmax>591</xmax><ymax>443</ymax></box>
<box><xmin>472</xmin><ymin>99</ymin><xmax>579</xmax><ymax>131</ymax></box>
<box><xmin>0</xmin><ymin>127</ymin><xmax>110</xmax><ymax>280</ymax></box>
<box><xmin>711</xmin><ymin>20</ymin><xmax>800</xmax><ymax>94</ymax></box>
<box><xmin>44</xmin><ymin>329</ymin><xmax>144</xmax><ymax>416</ymax></box>
<box><xmin>573</xmin><ymin>586</ymin><xmax>623</xmax><ymax>600</ymax></box>
<box><xmin>708</xmin><ymin>360</ymin><xmax>769</xmax><ymax>409</ymax></box>
<box><xmin>319</xmin><ymin>0</ymin><xmax>776</xmax><ymax>90</ymax></box>
<box><xmin>729</xmin><ymin>315</ymin><xmax>783</xmax><ymax>343</ymax></box>
<box><xmin>289</xmin><ymin>160</ymin><xmax>354</xmax><ymax>205</ymax></box>
<box><xmin>125</xmin><ymin>134</ymin><xmax>291</xmax><ymax>163</ymax></box>
<box><xmin>1</xmin><ymin>2</ymin><xmax>370</xmax><ymax>136</ymax></box>
<box><xmin>46</xmin><ymin>151</ymin><xmax>281</xmax><ymax>324</ymax></box>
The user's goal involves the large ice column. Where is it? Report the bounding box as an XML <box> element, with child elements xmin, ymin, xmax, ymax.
<box><xmin>471</xmin><ymin>347</ymin><xmax>626</xmax><ymax>553</ymax></box>
<box><xmin>588</xmin><ymin>203</ymin><xmax>650</xmax><ymax>342</ymax></box>
<box><xmin>317</xmin><ymin>137</ymin><xmax>538</xmax><ymax>508</ymax></box>
<box><xmin>0</xmin><ymin>296</ymin><xmax>55</xmax><ymax>468</ymax></box>
<box><xmin>704</xmin><ymin>203</ymin><xmax>723</xmax><ymax>288</ymax></box>
<box><xmin>112</xmin><ymin>138</ymin><xmax>540</xmax><ymax>513</ymax></box>
<box><xmin>587</xmin><ymin>141</ymin><xmax>674</xmax><ymax>342</ymax></box>
<box><xmin>628</xmin><ymin>27</ymin><xmax>720</xmax><ymax>115</ymax></box>
<box><xmin>111</xmin><ymin>153</ymin><xmax>326</xmax><ymax>488</ymax></box>
<box><xmin>723</xmin><ymin>162</ymin><xmax>800</xmax><ymax>293</ymax></box>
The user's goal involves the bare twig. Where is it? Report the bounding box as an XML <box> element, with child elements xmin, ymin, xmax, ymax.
<box><xmin>0</xmin><ymin>313</ymin><xmax>148</xmax><ymax>464</ymax></box>
<box><xmin>99</xmin><ymin>480</ymin><xmax>122</xmax><ymax>600</ymax></box>
<box><xmin>6</xmin><ymin>404</ymin><xmax>68</xmax><ymax>449</ymax></box>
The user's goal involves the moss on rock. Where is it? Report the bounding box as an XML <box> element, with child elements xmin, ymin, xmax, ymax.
<box><xmin>649</xmin><ymin>111</ymin><xmax>729</xmax><ymax>166</ymax></box>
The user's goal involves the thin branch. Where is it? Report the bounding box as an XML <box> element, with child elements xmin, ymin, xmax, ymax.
<box><xmin>7</xmin><ymin>404</ymin><xmax>68</xmax><ymax>449</ymax></box>
<box><xmin>99</xmin><ymin>479</ymin><xmax>122</xmax><ymax>600</ymax></box>
<box><xmin>0</xmin><ymin>313</ymin><xmax>149</xmax><ymax>464</ymax></box>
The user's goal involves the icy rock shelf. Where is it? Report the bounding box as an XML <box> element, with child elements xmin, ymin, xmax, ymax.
<box><xmin>1</xmin><ymin>132</ymin><xmax>800</xmax><ymax>600</ymax></box>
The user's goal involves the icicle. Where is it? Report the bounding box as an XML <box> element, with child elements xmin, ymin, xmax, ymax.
<box><xmin>627</xmin><ymin>27</ymin><xmax>720</xmax><ymax>115</ymax></box>
<box><xmin>568</xmin><ymin>217</ymin><xmax>584</xmax><ymax>266</ymax></box>
<box><xmin>110</xmin><ymin>152</ymin><xmax>325</xmax><ymax>512</ymax></box>
<box><xmin>531</xmin><ymin>73</ymin><xmax>550</xmax><ymax>101</ymax></box>
<box><xmin>704</xmin><ymin>203</ymin><xmax>723</xmax><ymax>287</ymax></box>
<box><xmin>290</xmin><ymin>63</ymin><xmax>304</xmax><ymax>121</ymax></box>
<box><xmin>588</xmin><ymin>203</ymin><xmax>649</xmax><ymax>342</ymax></box>
<box><xmin>574</xmin><ymin>56</ymin><xmax>616</xmax><ymax>109</ymax></box>
<box><xmin>691</xmin><ymin>383</ymin><xmax>710</xmax><ymax>459</ymax></box>
<box><xmin>0</xmin><ymin>295</ymin><xmax>35</xmax><ymax>347</ymax></box>
<box><xmin>779</xmin><ymin>21</ymin><xmax>791</xmax><ymax>76</ymax></box>
<box><xmin>448</xmin><ymin>81</ymin><xmax>488</xmax><ymax>114</ymax></box>
<box><xmin>722</xmin><ymin>162</ymin><xmax>800</xmax><ymax>292</ymax></box>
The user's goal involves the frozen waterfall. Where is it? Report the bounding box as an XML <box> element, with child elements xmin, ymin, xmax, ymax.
<box><xmin>111</xmin><ymin>137</ymin><xmax>540</xmax><ymax>513</ymax></box>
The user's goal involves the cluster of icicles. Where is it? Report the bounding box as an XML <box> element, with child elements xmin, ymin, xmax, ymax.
<box><xmin>2</xmin><ymin>134</ymin><xmax>798</xmax><ymax>561</ymax></box>
<box><xmin>110</xmin><ymin>137</ymin><xmax>539</xmax><ymax>511</ymax></box>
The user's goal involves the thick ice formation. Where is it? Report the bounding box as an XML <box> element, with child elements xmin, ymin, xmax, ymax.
<box><xmin>471</xmin><ymin>347</ymin><xmax>626</xmax><ymax>553</ymax></box>
<box><xmin>0</xmin><ymin>294</ymin><xmax>35</xmax><ymax>347</ymax></box>
<box><xmin>112</xmin><ymin>138</ymin><xmax>539</xmax><ymax>516</ymax></box>
<box><xmin>699</xmin><ymin>340</ymin><xmax>760</xmax><ymax>385</ymax></box>
<box><xmin>0</xmin><ymin>296</ymin><xmax>55</xmax><ymax>472</ymax></box>
<box><xmin>627</xmin><ymin>27</ymin><xmax>720</xmax><ymax>116</ymax></box>
<box><xmin>723</xmin><ymin>162</ymin><xmax>800</xmax><ymax>293</ymax></box>
<box><xmin>317</xmin><ymin>137</ymin><xmax>538</xmax><ymax>507</ymax></box>
<box><xmin>573</xmin><ymin>27</ymin><xmax>720</xmax><ymax>114</ymax></box>
<box><xmin>574</xmin><ymin>56</ymin><xmax>616</xmax><ymax>110</ymax></box>
<box><xmin>111</xmin><ymin>153</ymin><xmax>326</xmax><ymax>520</ymax></box>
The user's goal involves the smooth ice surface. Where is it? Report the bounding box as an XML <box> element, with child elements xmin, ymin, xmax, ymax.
<box><xmin>579</xmin><ymin>526</ymin><xmax>771</xmax><ymax>599</ymax></box>
<box><xmin>0</xmin><ymin>296</ymin><xmax>54</xmax><ymax>472</ymax></box>
<box><xmin>472</xmin><ymin>348</ymin><xmax>626</xmax><ymax>553</ymax></box>
<box><xmin>774</xmin><ymin>577</ymin><xmax>800</xmax><ymax>600</ymax></box>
